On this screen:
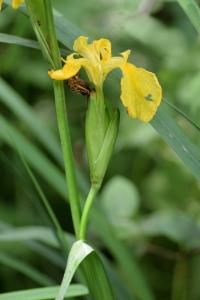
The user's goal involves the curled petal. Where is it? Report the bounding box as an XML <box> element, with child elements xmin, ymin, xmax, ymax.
<box><xmin>73</xmin><ymin>36</ymin><xmax>95</xmax><ymax>60</ymax></box>
<box><xmin>12</xmin><ymin>0</ymin><xmax>24</xmax><ymax>9</ymax></box>
<box><xmin>102</xmin><ymin>50</ymin><xmax>131</xmax><ymax>81</ymax></box>
<box><xmin>120</xmin><ymin>63</ymin><xmax>162</xmax><ymax>122</ymax></box>
<box><xmin>93</xmin><ymin>38</ymin><xmax>112</xmax><ymax>62</ymax></box>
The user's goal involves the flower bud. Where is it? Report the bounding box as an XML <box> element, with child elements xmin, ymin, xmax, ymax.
<box><xmin>85</xmin><ymin>90</ymin><xmax>119</xmax><ymax>188</ymax></box>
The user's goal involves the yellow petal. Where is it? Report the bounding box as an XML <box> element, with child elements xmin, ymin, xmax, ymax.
<box><xmin>93</xmin><ymin>38</ymin><xmax>112</xmax><ymax>62</ymax></box>
<box><xmin>48</xmin><ymin>61</ymin><xmax>81</xmax><ymax>80</ymax></box>
<box><xmin>12</xmin><ymin>0</ymin><xmax>24</xmax><ymax>9</ymax></box>
<box><xmin>103</xmin><ymin>50</ymin><xmax>131</xmax><ymax>80</ymax></box>
<box><xmin>73</xmin><ymin>36</ymin><xmax>94</xmax><ymax>60</ymax></box>
<box><xmin>0</xmin><ymin>0</ymin><xmax>3</xmax><ymax>10</ymax></box>
<box><xmin>120</xmin><ymin>63</ymin><xmax>162</xmax><ymax>122</ymax></box>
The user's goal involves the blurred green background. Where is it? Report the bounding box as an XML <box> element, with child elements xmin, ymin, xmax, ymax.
<box><xmin>1</xmin><ymin>0</ymin><xmax>200</xmax><ymax>299</ymax></box>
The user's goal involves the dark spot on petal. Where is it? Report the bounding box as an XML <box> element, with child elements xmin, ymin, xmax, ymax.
<box><xmin>145</xmin><ymin>94</ymin><xmax>153</xmax><ymax>101</ymax></box>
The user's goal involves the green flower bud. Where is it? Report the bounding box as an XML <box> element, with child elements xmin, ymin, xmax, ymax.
<box><xmin>85</xmin><ymin>89</ymin><xmax>120</xmax><ymax>188</ymax></box>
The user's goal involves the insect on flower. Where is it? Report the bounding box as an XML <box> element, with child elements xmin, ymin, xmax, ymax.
<box><xmin>67</xmin><ymin>73</ymin><xmax>92</xmax><ymax>97</ymax></box>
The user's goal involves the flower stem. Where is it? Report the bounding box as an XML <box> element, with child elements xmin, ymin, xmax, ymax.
<box><xmin>79</xmin><ymin>185</ymin><xmax>99</xmax><ymax>240</ymax></box>
<box><xmin>43</xmin><ymin>0</ymin><xmax>81</xmax><ymax>237</ymax></box>
<box><xmin>53</xmin><ymin>81</ymin><xmax>81</xmax><ymax>237</ymax></box>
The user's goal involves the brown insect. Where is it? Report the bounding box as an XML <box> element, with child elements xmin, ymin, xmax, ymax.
<box><xmin>67</xmin><ymin>74</ymin><xmax>92</xmax><ymax>96</ymax></box>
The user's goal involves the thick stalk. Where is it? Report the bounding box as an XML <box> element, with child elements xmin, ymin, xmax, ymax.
<box><xmin>53</xmin><ymin>80</ymin><xmax>81</xmax><ymax>236</ymax></box>
<box><xmin>79</xmin><ymin>185</ymin><xmax>98</xmax><ymax>240</ymax></box>
<box><xmin>43</xmin><ymin>0</ymin><xmax>81</xmax><ymax>236</ymax></box>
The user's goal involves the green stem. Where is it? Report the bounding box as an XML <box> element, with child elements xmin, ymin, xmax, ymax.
<box><xmin>53</xmin><ymin>81</ymin><xmax>81</xmax><ymax>236</ymax></box>
<box><xmin>43</xmin><ymin>0</ymin><xmax>81</xmax><ymax>237</ymax></box>
<box><xmin>79</xmin><ymin>185</ymin><xmax>99</xmax><ymax>240</ymax></box>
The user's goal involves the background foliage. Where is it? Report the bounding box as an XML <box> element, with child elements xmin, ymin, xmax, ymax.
<box><xmin>1</xmin><ymin>0</ymin><xmax>200</xmax><ymax>299</ymax></box>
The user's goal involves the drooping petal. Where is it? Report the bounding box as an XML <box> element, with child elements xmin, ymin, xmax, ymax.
<box><xmin>48</xmin><ymin>60</ymin><xmax>82</xmax><ymax>80</ymax></box>
<box><xmin>12</xmin><ymin>0</ymin><xmax>24</xmax><ymax>9</ymax></box>
<box><xmin>120</xmin><ymin>63</ymin><xmax>162</xmax><ymax>122</ymax></box>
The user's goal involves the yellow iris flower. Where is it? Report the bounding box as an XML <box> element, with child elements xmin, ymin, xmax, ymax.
<box><xmin>48</xmin><ymin>36</ymin><xmax>162</xmax><ymax>122</ymax></box>
<box><xmin>0</xmin><ymin>0</ymin><xmax>24</xmax><ymax>9</ymax></box>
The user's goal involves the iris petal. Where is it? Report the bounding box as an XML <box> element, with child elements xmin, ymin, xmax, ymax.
<box><xmin>12</xmin><ymin>0</ymin><xmax>24</xmax><ymax>9</ymax></box>
<box><xmin>120</xmin><ymin>63</ymin><xmax>162</xmax><ymax>122</ymax></box>
<box><xmin>48</xmin><ymin>61</ymin><xmax>81</xmax><ymax>80</ymax></box>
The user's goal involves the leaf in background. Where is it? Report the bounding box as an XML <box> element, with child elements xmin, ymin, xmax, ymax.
<box><xmin>0</xmin><ymin>115</ymin><xmax>67</xmax><ymax>198</ymax></box>
<box><xmin>151</xmin><ymin>104</ymin><xmax>200</xmax><ymax>181</ymax></box>
<box><xmin>140</xmin><ymin>210</ymin><xmax>200</xmax><ymax>251</ymax></box>
<box><xmin>101</xmin><ymin>175</ymin><xmax>140</xmax><ymax>222</ymax></box>
<box><xmin>0</xmin><ymin>33</ymin><xmax>39</xmax><ymax>49</ymax></box>
<box><xmin>0</xmin><ymin>77</ymin><xmax>62</xmax><ymax>164</ymax></box>
<box><xmin>0</xmin><ymin>284</ymin><xmax>88</xmax><ymax>300</ymax></box>
<box><xmin>0</xmin><ymin>251</ymin><xmax>54</xmax><ymax>286</ymax></box>
<box><xmin>177</xmin><ymin>0</ymin><xmax>200</xmax><ymax>33</ymax></box>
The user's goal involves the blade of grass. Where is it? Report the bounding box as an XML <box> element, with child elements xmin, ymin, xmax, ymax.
<box><xmin>0</xmin><ymin>33</ymin><xmax>39</xmax><ymax>49</ymax></box>
<box><xmin>0</xmin><ymin>33</ymin><xmax>69</xmax><ymax>56</ymax></box>
<box><xmin>0</xmin><ymin>115</ymin><xmax>67</xmax><ymax>198</ymax></box>
<box><xmin>0</xmin><ymin>77</ymin><xmax>62</xmax><ymax>164</ymax></box>
<box><xmin>0</xmin><ymin>284</ymin><xmax>88</xmax><ymax>300</ymax></box>
<box><xmin>0</xmin><ymin>251</ymin><xmax>55</xmax><ymax>286</ymax></box>
<box><xmin>177</xmin><ymin>0</ymin><xmax>200</xmax><ymax>33</ymax></box>
<box><xmin>18</xmin><ymin>151</ymin><xmax>69</xmax><ymax>255</ymax></box>
<box><xmin>163</xmin><ymin>98</ymin><xmax>200</xmax><ymax>132</ymax></box>
<box><xmin>151</xmin><ymin>104</ymin><xmax>200</xmax><ymax>181</ymax></box>
<box><xmin>0</xmin><ymin>226</ymin><xmax>73</xmax><ymax>248</ymax></box>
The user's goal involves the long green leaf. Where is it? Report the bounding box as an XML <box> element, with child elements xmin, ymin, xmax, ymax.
<box><xmin>0</xmin><ymin>226</ymin><xmax>73</xmax><ymax>248</ymax></box>
<box><xmin>92</xmin><ymin>208</ymin><xmax>154</xmax><ymax>300</ymax></box>
<box><xmin>0</xmin><ymin>115</ymin><xmax>67</xmax><ymax>198</ymax></box>
<box><xmin>19</xmin><ymin>152</ymin><xmax>69</xmax><ymax>255</ymax></box>
<box><xmin>0</xmin><ymin>77</ymin><xmax>62</xmax><ymax>163</ymax></box>
<box><xmin>0</xmin><ymin>251</ymin><xmax>54</xmax><ymax>286</ymax></box>
<box><xmin>177</xmin><ymin>0</ymin><xmax>200</xmax><ymax>33</ymax></box>
<box><xmin>151</xmin><ymin>104</ymin><xmax>200</xmax><ymax>181</ymax></box>
<box><xmin>0</xmin><ymin>33</ymin><xmax>39</xmax><ymax>49</ymax></box>
<box><xmin>0</xmin><ymin>284</ymin><xmax>88</xmax><ymax>300</ymax></box>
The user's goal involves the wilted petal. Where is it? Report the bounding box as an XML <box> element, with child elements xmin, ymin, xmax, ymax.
<box><xmin>120</xmin><ymin>63</ymin><xmax>162</xmax><ymax>122</ymax></box>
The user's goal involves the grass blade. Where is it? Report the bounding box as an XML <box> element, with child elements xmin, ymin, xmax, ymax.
<box><xmin>0</xmin><ymin>33</ymin><xmax>39</xmax><ymax>49</ymax></box>
<box><xmin>0</xmin><ymin>226</ymin><xmax>73</xmax><ymax>248</ymax></box>
<box><xmin>0</xmin><ymin>115</ymin><xmax>67</xmax><ymax>198</ymax></box>
<box><xmin>164</xmin><ymin>99</ymin><xmax>200</xmax><ymax>132</ymax></box>
<box><xmin>151</xmin><ymin>104</ymin><xmax>200</xmax><ymax>181</ymax></box>
<box><xmin>0</xmin><ymin>284</ymin><xmax>88</xmax><ymax>300</ymax></box>
<box><xmin>177</xmin><ymin>0</ymin><xmax>200</xmax><ymax>33</ymax></box>
<box><xmin>0</xmin><ymin>77</ymin><xmax>62</xmax><ymax>164</ymax></box>
<box><xmin>0</xmin><ymin>251</ymin><xmax>54</xmax><ymax>286</ymax></box>
<box><xmin>18</xmin><ymin>152</ymin><xmax>69</xmax><ymax>255</ymax></box>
